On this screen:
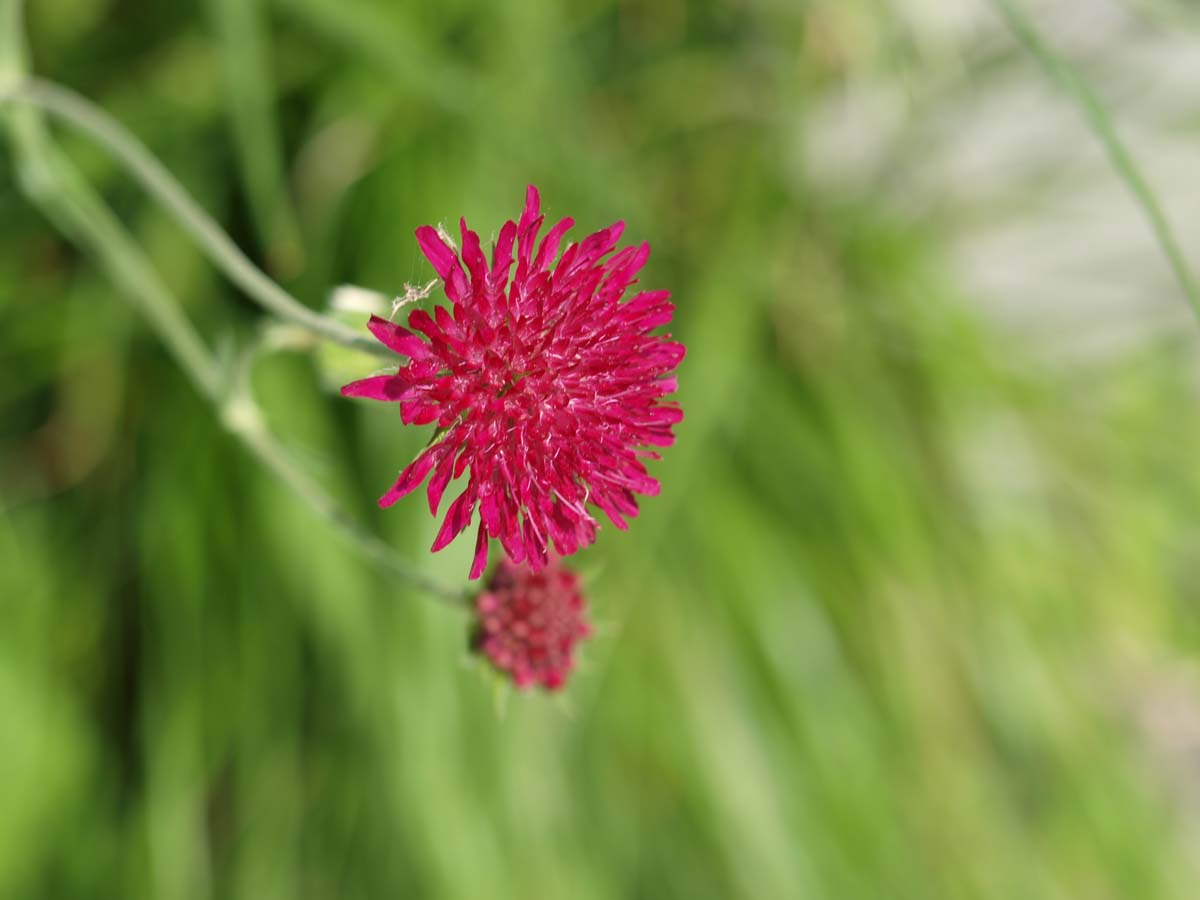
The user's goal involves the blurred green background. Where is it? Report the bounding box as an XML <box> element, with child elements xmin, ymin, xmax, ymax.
<box><xmin>5</xmin><ymin>0</ymin><xmax>1200</xmax><ymax>897</ymax></box>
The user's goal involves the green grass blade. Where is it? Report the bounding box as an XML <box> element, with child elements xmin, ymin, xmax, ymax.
<box><xmin>988</xmin><ymin>0</ymin><xmax>1200</xmax><ymax>328</ymax></box>
<box><xmin>207</xmin><ymin>0</ymin><xmax>305</xmax><ymax>277</ymax></box>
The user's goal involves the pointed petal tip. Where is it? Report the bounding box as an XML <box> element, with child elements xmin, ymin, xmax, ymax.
<box><xmin>469</xmin><ymin>526</ymin><xmax>490</xmax><ymax>579</ymax></box>
<box><xmin>415</xmin><ymin>225</ymin><xmax>459</xmax><ymax>280</ymax></box>
<box><xmin>519</xmin><ymin>185</ymin><xmax>542</xmax><ymax>229</ymax></box>
<box><xmin>365</xmin><ymin>315</ymin><xmax>430</xmax><ymax>359</ymax></box>
<box><xmin>378</xmin><ymin>452</ymin><xmax>437</xmax><ymax>508</ymax></box>
<box><xmin>340</xmin><ymin>374</ymin><xmax>408</xmax><ymax>401</ymax></box>
<box><xmin>431</xmin><ymin>490</ymin><xmax>474</xmax><ymax>552</ymax></box>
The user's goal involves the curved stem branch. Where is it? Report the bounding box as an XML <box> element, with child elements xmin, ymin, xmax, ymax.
<box><xmin>0</xmin><ymin>77</ymin><xmax>388</xmax><ymax>356</ymax></box>
<box><xmin>0</xmin><ymin>3</ymin><xmax>462</xmax><ymax>607</ymax></box>
<box><xmin>226</xmin><ymin>397</ymin><xmax>466</xmax><ymax>607</ymax></box>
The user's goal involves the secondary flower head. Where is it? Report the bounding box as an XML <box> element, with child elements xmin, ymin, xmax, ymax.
<box><xmin>472</xmin><ymin>558</ymin><xmax>591</xmax><ymax>691</ymax></box>
<box><xmin>342</xmin><ymin>186</ymin><xmax>685</xmax><ymax>578</ymax></box>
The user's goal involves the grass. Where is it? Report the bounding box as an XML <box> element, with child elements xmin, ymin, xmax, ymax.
<box><xmin>3</xmin><ymin>0</ymin><xmax>1200</xmax><ymax>898</ymax></box>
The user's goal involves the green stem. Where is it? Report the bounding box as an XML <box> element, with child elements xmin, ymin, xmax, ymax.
<box><xmin>226</xmin><ymin>400</ymin><xmax>465</xmax><ymax>605</ymax></box>
<box><xmin>0</xmin><ymin>77</ymin><xmax>387</xmax><ymax>356</ymax></box>
<box><xmin>229</xmin><ymin>332</ymin><xmax>467</xmax><ymax>606</ymax></box>
<box><xmin>3</xmin><ymin>114</ymin><xmax>226</xmax><ymax>403</ymax></box>
<box><xmin>988</xmin><ymin>0</ymin><xmax>1200</xmax><ymax>328</ymax></box>
<box><xmin>0</xmin><ymin>0</ymin><xmax>463</xmax><ymax>608</ymax></box>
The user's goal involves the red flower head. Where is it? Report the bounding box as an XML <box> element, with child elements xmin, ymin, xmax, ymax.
<box><xmin>472</xmin><ymin>558</ymin><xmax>592</xmax><ymax>691</ymax></box>
<box><xmin>342</xmin><ymin>186</ymin><xmax>685</xmax><ymax>578</ymax></box>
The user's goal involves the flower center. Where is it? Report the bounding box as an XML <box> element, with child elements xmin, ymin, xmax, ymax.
<box><xmin>496</xmin><ymin>371</ymin><xmax>531</xmax><ymax>398</ymax></box>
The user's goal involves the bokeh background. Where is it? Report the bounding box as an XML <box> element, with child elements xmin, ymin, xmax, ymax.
<box><xmin>4</xmin><ymin>0</ymin><xmax>1200</xmax><ymax>897</ymax></box>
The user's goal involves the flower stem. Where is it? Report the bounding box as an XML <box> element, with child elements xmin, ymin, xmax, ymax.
<box><xmin>988</xmin><ymin>0</ymin><xmax>1200</xmax><ymax>329</ymax></box>
<box><xmin>0</xmin><ymin>0</ymin><xmax>464</xmax><ymax>608</ymax></box>
<box><xmin>0</xmin><ymin>76</ymin><xmax>388</xmax><ymax>356</ymax></box>
<box><xmin>223</xmin><ymin>396</ymin><xmax>467</xmax><ymax>606</ymax></box>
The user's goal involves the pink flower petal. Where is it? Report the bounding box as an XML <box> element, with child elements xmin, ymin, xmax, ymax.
<box><xmin>534</xmin><ymin>217</ymin><xmax>575</xmax><ymax>273</ymax></box>
<box><xmin>518</xmin><ymin>185</ymin><xmax>540</xmax><ymax>233</ymax></box>
<box><xmin>579</xmin><ymin>221</ymin><xmax>625</xmax><ymax>264</ymax></box>
<box><xmin>426</xmin><ymin>445</ymin><xmax>457</xmax><ymax>515</ymax></box>
<box><xmin>490</xmin><ymin>220</ymin><xmax>517</xmax><ymax>288</ymax></box>
<box><xmin>415</xmin><ymin>225</ymin><xmax>468</xmax><ymax>302</ymax></box>
<box><xmin>366</xmin><ymin>315</ymin><xmax>430</xmax><ymax>359</ymax></box>
<box><xmin>469</xmin><ymin>524</ymin><xmax>490</xmax><ymax>580</ymax></box>
<box><xmin>414</xmin><ymin>225</ymin><xmax>457</xmax><ymax>279</ymax></box>
<box><xmin>342</xmin><ymin>186</ymin><xmax>684</xmax><ymax>577</ymax></box>
<box><xmin>459</xmin><ymin>218</ymin><xmax>488</xmax><ymax>288</ymax></box>
<box><xmin>431</xmin><ymin>488</ymin><xmax>475</xmax><ymax>552</ymax></box>
<box><xmin>340</xmin><ymin>375</ymin><xmax>410</xmax><ymax>401</ymax></box>
<box><xmin>379</xmin><ymin>450</ymin><xmax>437</xmax><ymax>508</ymax></box>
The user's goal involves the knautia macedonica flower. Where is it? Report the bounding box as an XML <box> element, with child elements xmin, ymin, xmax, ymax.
<box><xmin>472</xmin><ymin>558</ymin><xmax>591</xmax><ymax>691</ymax></box>
<box><xmin>342</xmin><ymin>186</ymin><xmax>685</xmax><ymax>578</ymax></box>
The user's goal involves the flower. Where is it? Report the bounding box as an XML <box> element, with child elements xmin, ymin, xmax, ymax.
<box><xmin>342</xmin><ymin>185</ymin><xmax>685</xmax><ymax>578</ymax></box>
<box><xmin>472</xmin><ymin>558</ymin><xmax>592</xmax><ymax>691</ymax></box>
